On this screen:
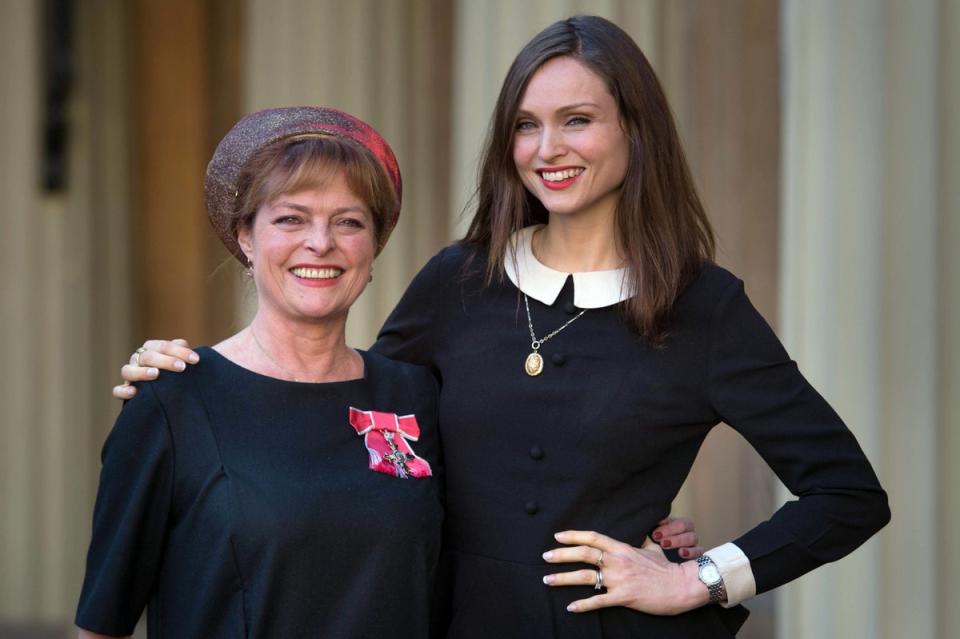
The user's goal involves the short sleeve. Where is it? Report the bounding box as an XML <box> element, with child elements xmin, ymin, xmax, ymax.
<box><xmin>372</xmin><ymin>247</ymin><xmax>452</xmax><ymax>368</ymax></box>
<box><xmin>706</xmin><ymin>277</ymin><xmax>889</xmax><ymax>594</ymax></box>
<box><xmin>75</xmin><ymin>382</ymin><xmax>174</xmax><ymax>636</ymax></box>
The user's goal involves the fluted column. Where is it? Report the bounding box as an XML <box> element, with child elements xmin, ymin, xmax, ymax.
<box><xmin>780</xmin><ymin>1</ymin><xmax>956</xmax><ymax>637</ymax></box>
<box><xmin>0</xmin><ymin>0</ymin><xmax>134</xmax><ymax>624</ymax></box>
<box><xmin>245</xmin><ymin>0</ymin><xmax>453</xmax><ymax>347</ymax></box>
<box><xmin>0</xmin><ymin>0</ymin><xmax>43</xmax><ymax>619</ymax></box>
<box><xmin>937</xmin><ymin>2</ymin><xmax>960</xmax><ymax>632</ymax></box>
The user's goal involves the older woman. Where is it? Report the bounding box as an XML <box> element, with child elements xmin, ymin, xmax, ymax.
<box><xmin>76</xmin><ymin>108</ymin><xmax>444</xmax><ymax>638</ymax></box>
<box><xmin>112</xmin><ymin>16</ymin><xmax>888</xmax><ymax>638</ymax></box>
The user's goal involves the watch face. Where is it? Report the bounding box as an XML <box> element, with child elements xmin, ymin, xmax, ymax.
<box><xmin>700</xmin><ymin>564</ymin><xmax>721</xmax><ymax>584</ymax></box>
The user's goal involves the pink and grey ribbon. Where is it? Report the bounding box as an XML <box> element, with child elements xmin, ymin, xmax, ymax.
<box><xmin>348</xmin><ymin>408</ymin><xmax>433</xmax><ymax>479</ymax></box>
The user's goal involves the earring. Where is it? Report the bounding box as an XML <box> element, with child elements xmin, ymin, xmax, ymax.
<box><xmin>368</xmin><ymin>266</ymin><xmax>374</xmax><ymax>283</ymax></box>
<box><xmin>246</xmin><ymin>261</ymin><xmax>254</xmax><ymax>278</ymax></box>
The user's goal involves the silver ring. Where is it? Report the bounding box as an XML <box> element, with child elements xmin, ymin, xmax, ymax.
<box><xmin>597</xmin><ymin>550</ymin><xmax>604</xmax><ymax>567</ymax></box>
<box><xmin>135</xmin><ymin>347</ymin><xmax>147</xmax><ymax>367</ymax></box>
<box><xmin>594</xmin><ymin>569</ymin><xmax>604</xmax><ymax>591</ymax></box>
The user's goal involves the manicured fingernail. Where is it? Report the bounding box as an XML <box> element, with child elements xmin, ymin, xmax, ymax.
<box><xmin>567</xmin><ymin>603</ymin><xmax>578</xmax><ymax>612</ymax></box>
<box><xmin>542</xmin><ymin>551</ymin><xmax>554</xmax><ymax>561</ymax></box>
<box><xmin>680</xmin><ymin>549</ymin><xmax>689</xmax><ymax>557</ymax></box>
<box><xmin>174</xmin><ymin>360</ymin><xmax>186</xmax><ymax>371</ymax></box>
<box><xmin>188</xmin><ymin>353</ymin><xmax>199</xmax><ymax>363</ymax></box>
<box><xmin>543</xmin><ymin>575</ymin><xmax>555</xmax><ymax>584</ymax></box>
<box><xmin>653</xmin><ymin>531</ymin><xmax>663</xmax><ymax>540</ymax></box>
<box><xmin>148</xmin><ymin>368</ymin><xmax>159</xmax><ymax>377</ymax></box>
<box><xmin>662</xmin><ymin>539</ymin><xmax>672</xmax><ymax>548</ymax></box>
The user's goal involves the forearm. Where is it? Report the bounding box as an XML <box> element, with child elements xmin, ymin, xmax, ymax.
<box><xmin>708</xmin><ymin>277</ymin><xmax>890</xmax><ymax>596</ymax></box>
<box><xmin>735</xmin><ymin>486</ymin><xmax>890</xmax><ymax>593</ymax></box>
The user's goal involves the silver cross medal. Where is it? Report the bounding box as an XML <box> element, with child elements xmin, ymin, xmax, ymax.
<box><xmin>381</xmin><ymin>430</ymin><xmax>413</xmax><ymax>478</ymax></box>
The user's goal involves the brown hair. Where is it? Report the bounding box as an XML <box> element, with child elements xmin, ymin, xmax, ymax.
<box><xmin>462</xmin><ymin>15</ymin><xmax>715</xmax><ymax>344</ymax></box>
<box><xmin>231</xmin><ymin>135</ymin><xmax>398</xmax><ymax>258</ymax></box>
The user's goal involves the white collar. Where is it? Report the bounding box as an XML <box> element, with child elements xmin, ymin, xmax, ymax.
<box><xmin>503</xmin><ymin>225</ymin><xmax>631</xmax><ymax>309</ymax></box>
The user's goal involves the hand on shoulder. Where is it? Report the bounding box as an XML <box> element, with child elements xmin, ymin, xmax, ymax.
<box><xmin>113</xmin><ymin>339</ymin><xmax>199</xmax><ymax>400</ymax></box>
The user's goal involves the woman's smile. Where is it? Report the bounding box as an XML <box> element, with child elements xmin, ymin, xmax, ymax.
<box><xmin>289</xmin><ymin>264</ymin><xmax>346</xmax><ymax>287</ymax></box>
<box><xmin>537</xmin><ymin>166</ymin><xmax>585</xmax><ymax>190</ymax></box>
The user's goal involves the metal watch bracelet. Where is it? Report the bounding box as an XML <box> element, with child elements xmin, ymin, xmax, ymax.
<box><xmin>696</xmin><ymin>555</ymin><xmax>728</xmax><ymax>604</ymax></box>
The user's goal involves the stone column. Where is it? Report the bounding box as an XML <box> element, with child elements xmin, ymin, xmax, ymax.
<box><xmin>780</xmin><ymin>0</ymin><xmax>957</xmax><ymax>637</ymax></box>
<box><xmin>245</xmin><ymin>0</ymin><xmax>453</xmax><ymax>347</ymax></box>
<box><xmin>0</xmin><ymin>0</ymin><xmax>134</xmax><ymax>623</ymax></box>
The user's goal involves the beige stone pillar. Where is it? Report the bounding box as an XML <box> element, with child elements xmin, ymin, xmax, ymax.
<box><xmin>0</xmin><ymin>0</ymin><xmax>134</xmax><ymax>624</ymax></box>
<box><xmin>0</xmin><ymin>0</ymin><xmax>43</xmax><ymax>619</ymax></box>
<box><xmin>936</xmin><ymin>2</ymin><xmax>960</xmax><ymax>632</ymax></box>
<box><xmin>245</xmin><ymin>0</ymin><xmax>453</xmax><ymax>347</ymax></box>
<box><xmin>780</xmin><ymin>0</ymin><xmax>957</xmax><ymax>637</ymax></box>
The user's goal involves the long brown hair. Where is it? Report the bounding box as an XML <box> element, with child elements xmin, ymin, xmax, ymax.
<box><xmin>462</xmin><ymin>15</ymin><xmax>715</xmax><ymax>344</ymax></box>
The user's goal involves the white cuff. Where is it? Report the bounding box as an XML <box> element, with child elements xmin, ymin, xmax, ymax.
<box><xmin>704</xmin><ymin>542</ymin><xmax>756</xmax><ymax>607</ymax></box>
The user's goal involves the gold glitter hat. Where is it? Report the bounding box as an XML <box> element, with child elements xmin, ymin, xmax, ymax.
<box><xmin>205</xmin><ymin>106</ymin><xmax>402</xmax><ymax>264</ymax></box>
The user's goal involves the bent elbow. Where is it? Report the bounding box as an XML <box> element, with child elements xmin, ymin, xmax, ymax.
<box><xmin>866</xmin><ymin>489</ymin><xmax>891</xmax><ymax>536</ymax></box>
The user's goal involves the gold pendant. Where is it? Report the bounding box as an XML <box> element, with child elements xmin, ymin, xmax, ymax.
<box><xmin>525</xmin><ymin>352</ymin><xmax>544</xmax><ymax>376</ymax></box>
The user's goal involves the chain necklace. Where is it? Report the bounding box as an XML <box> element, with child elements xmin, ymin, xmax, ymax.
<box><xmin>249</xmin><ymin>326</ymin><xmax>320</xmax><ymax>383</ymax></box>
<box><xmin>523</xmin><ymin>294</ymin><xmax>587</xmax><ymax>376</ymax></box>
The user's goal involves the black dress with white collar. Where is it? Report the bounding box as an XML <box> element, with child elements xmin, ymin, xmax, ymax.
<box><xmin>373</xmin><ymin>237</ymin><xmax>888</xmax><ymax>638</ymax></box>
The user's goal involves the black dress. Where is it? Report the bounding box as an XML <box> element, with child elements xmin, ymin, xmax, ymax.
<box><xmin>76</xmin><ymin>347</ymin><xmax>443</xmax><ymax>638</ymax></box>
<box><xmin>373</xmin><ymin>243</ymin><xmax>889</xmax><ymax>638</ymax></box>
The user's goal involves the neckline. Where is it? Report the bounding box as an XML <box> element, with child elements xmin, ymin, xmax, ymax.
<box><xmin>200</xmin><ymin>345</ymin><xmax>369</xmax><ymax>387</ymax></box>
<box><xmin>503</xmin><ymin>225</ymin><xmax>632</xmax><ymax>308</ymax></box>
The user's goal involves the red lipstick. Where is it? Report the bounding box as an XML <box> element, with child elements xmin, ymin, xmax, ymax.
<box><xmin>537</xmin><ymin>167</ymin><xmax>584</xmax><ymax>191</ymax></box>
<box><xmin>288</xmin><ymin>264</ymin><xmax>344</xmax><ymax>288</ymax></box>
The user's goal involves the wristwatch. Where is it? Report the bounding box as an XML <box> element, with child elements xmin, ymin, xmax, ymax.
<box><xmin>696</xmin><ymin>555</ymin><xmax>727</xmax><ymax>604</ymax></box>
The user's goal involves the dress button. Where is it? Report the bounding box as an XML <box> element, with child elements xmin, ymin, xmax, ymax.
<box><xmin>525</xmin><ymin>501</ymin><xmax>539</xmax><ymax>515</ymax></box>
<box><xmin>551</xmin><ymin>353</ymin><xmax>566</xmax><ymax>366</ymax></box>
<box><xmin>529</xmin><ymin>446</ymin><xmax>544</xmax><ymax>460</ymax></box>
<box><xmin>563</xmin><ymin>301</ymin><xmax>578</xmax><ymax>314</ymax></box>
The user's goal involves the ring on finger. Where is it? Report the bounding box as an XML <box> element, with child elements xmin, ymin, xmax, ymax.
<box><xmin>597</xmin><ymin>550</ymin><xmax>604</xmax><ymax>567</ymax></box>
<box><xmin>594</xmin><ymin>569</ymin><xmax>604</xmax><ymax>591</ymax></box>
<box><xmin>135</xmin><ymin>347</ymin><xmax>147</xmax><ymax>367</ymax></box>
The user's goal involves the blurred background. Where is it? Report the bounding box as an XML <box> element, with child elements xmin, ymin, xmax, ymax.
<box><xmin>0</xmin><ymin>0</ymin><xmax>956</xmax><ymax>637</ymax></box>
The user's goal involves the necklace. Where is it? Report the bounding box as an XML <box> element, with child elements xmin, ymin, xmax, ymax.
<box><xmin>523</xmin><ymin>294</ymin><xmax>587</xmax><ymax>376</ymax></box>
<box><xmin>249</xmin><ymin>326</ymin><xmax>319</xmax><ymax>383</ymax></box>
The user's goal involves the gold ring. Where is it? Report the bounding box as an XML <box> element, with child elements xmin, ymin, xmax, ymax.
<box><xmin>597</xmin><ymin>550</ymin><xmax>604</xmax><ymax>567</ymax></box>
<box><xmin>135</xmin><ymin>347</ymin><xmax>147</xmax><ymax>367</ymax></box>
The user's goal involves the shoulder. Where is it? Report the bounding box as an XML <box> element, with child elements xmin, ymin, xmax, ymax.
<box><xmin>438</xmin><ymin>241</ymin><xmax>481</xmax><ymax>266</ymax></box>
<box><xmin>399</xmin><ymin>242</ymin><xmax>488</xmax><ymax>309</ymax></box>
<box><xmin>104</xmin><ymin>375</ymin><xmax>187</xmax><ymax>467</ymax></box>
<box><xmin>686</xmin><ymin>262</ymin><xmax>742</xmax><ymax>297</ymax></box>
<box><xmin>665</xmin><ymin>263</ymin><xmax>753</xmax><ymax>344</ymax></box>
<box><xmin>141</xmin><ymin>346</ymin><xmax>219</xmax><ymax>401</ymax></box>
<box><xmin>360</xmin><ymin>351</ymin><xmax>439</xmax><ymax>440</ymax></box>
<box><xmin>675</xmin><ymin>262</ymin><xmax>743</xmax><ymax>314</ymax></box>
<box><xmin>362</xmin><ymin>351</ymin><xmax>439</xmax><ymax>420</ymax></box>
<box><xmin>362</xmin><ymin>349</ymin><xmax>436</xmax><ymax>394</ymax></box>
<box><xmin>419</xmin><ymin>242</ymin><xmax>485</xmax><ymax>279</ymax></box>
<box><xmin>122</xmin><ymin>347</ymin><xmax>228</xmax><ymax>432</ymax></box>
